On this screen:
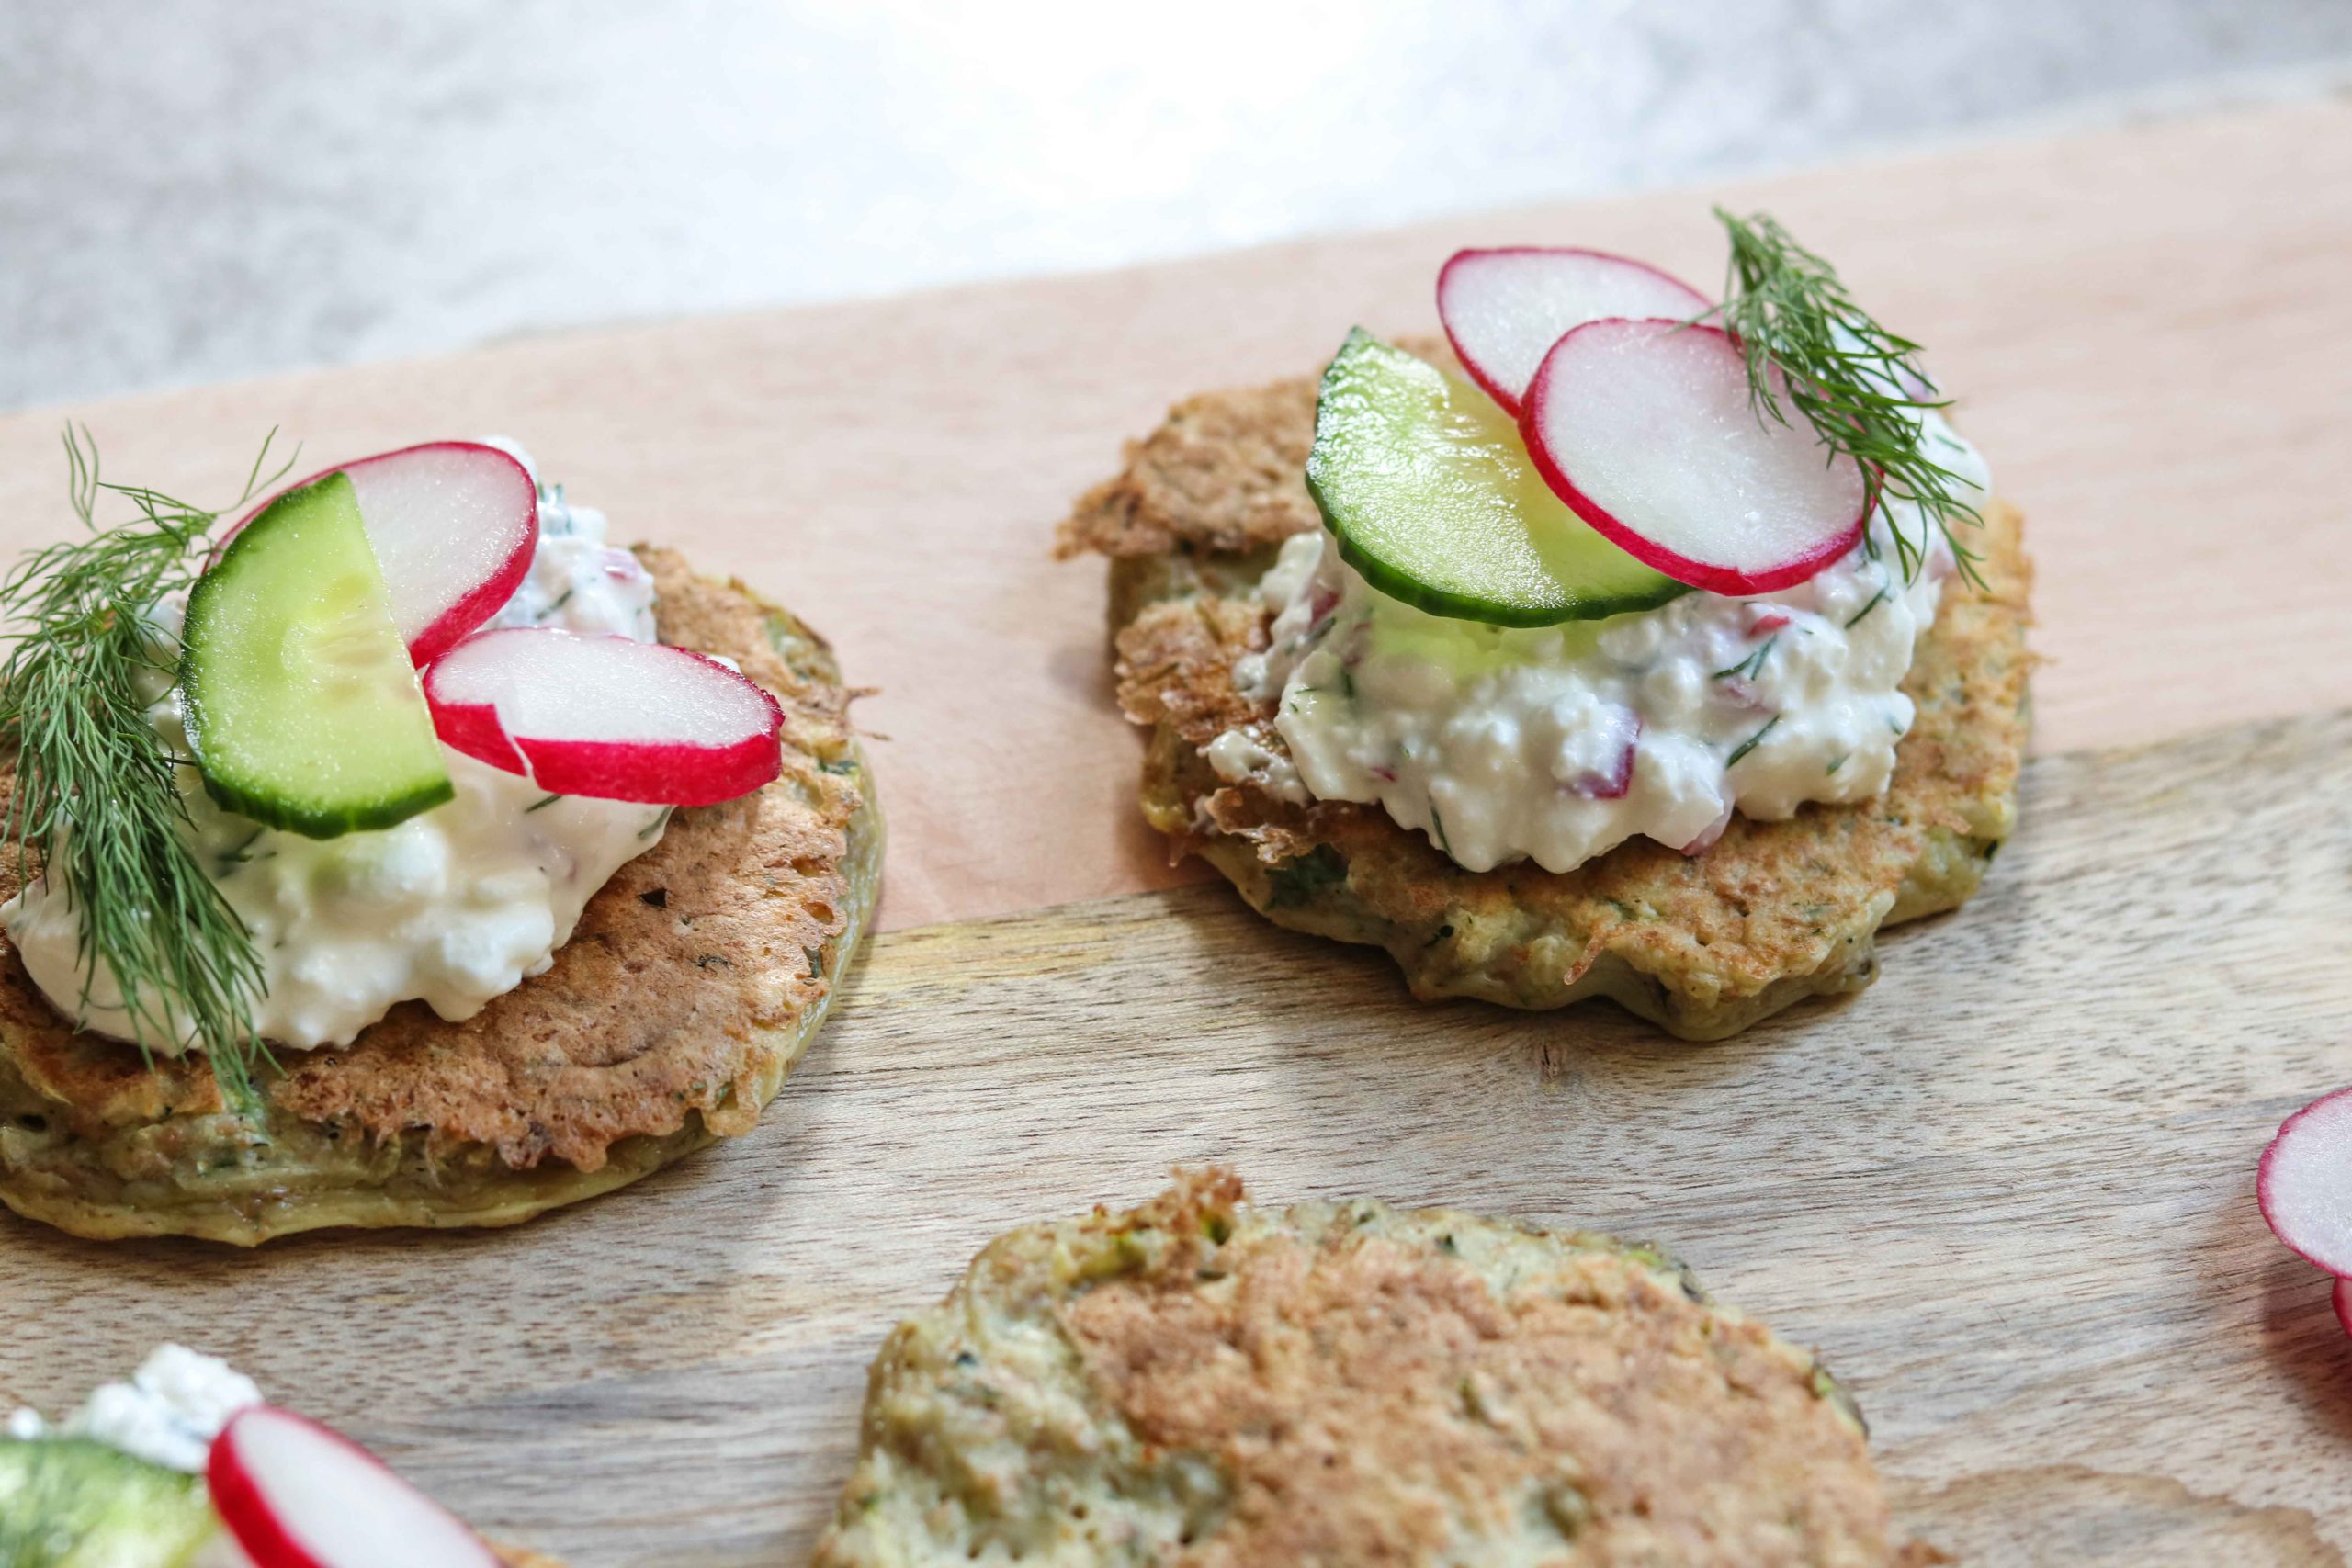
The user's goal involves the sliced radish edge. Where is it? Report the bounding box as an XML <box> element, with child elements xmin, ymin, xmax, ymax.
<box><xmin>424</xmin><ymin>627</ymin><xmax>785</xmax><ymax>807</ymax></box>
<box><xmin>1521</xmin><ymin>318</ymin><xmax>1871</xmax><ymax>596</ymax></box>
<box><xmin>1436</xmin><ymin>247</ymin><xmax>1710</xmax><ymax>413</ymax></box>
<box><xmin>214</xmin><ymin>441</ymin><xmax>539</xmax><ymax>666</ymax></box>
<box><xmin>208</xmin><ymin>1405</ymin><xmax>502</xmax><ymax>1568</ymax></box>
<box><xmin>2257</xmin><ymin>1086</ymin><xmax>2352</xmax><ymax>1276</ymax></box>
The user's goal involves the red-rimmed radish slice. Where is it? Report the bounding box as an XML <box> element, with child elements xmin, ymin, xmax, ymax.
<box><xmin>2257</xmin><ymin>1086</ymin><xmax>2352</xmax><ymax>1274</ymax></box>
<box><xmin>1522</xmin><ymin>318</ymin><xmax>1871</xmax><ymax>596</ymax></box>
<box><xmin>2335</xmin><ymin>1278</ymin><xmax>2352</xmax><ymax>1340</ymax></box>
<box><xmin>424</xmin><ymin>627</ymin><xmax>784</xmax><ymax>807</ymax></box>
<box><xmin>207</xmin><ymin>1406</ymin><xmax>502</xmax><ymax>1568</ymax></box>
<box><xmin>220</xmin><ymin>442</ymin><xmax>537</xmax><ymax>665</ymax></box>
<box><xmin>1437</xmin><ymin>247</ymin><xmax>1709</xmax><ymax>412</ymax></box>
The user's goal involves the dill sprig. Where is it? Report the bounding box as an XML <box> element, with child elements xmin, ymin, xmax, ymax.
<box><xmin>0</xmin><ymin>429</ymin><xmax>290</xmax><ymax>1103</ymax></box>
<box><xmin>1708</xmin><ymin>209</ymin><xmax>1985</xmax><ymax>589</ymax></box>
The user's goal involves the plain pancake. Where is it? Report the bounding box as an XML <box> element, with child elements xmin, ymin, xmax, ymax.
<box><xmin>812</xmin><ymin>1170</ymin><xmax>1940</xmax><ymax>1567</ymax></box>
<box><xmin>0</xmin><ymin>547</ymin><xmax>881</xmax><ymax>1244</ymax></box>
<box><xmin>1059</xmin><ymin>344</ymin><xmax>2032</xmax><ymax>1039</ymax></box>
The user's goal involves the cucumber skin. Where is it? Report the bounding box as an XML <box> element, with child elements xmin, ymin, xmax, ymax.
<box><xmin>180</xmin><ymin>474</ymin><xmax>454</xmax><ymax>840</ymax></box>
<box><xmin>1304</xmin><ymin>329</ymin><xmax>1690</xmax><ymax>629</ymax></box>
<box><xmin>195</xmin><ymin>762</ymin><xmax>454</xmax><ymax>840</ymax></box>
<box><xmin>1318</xmin><ymin>525</ymin><xmax>1689</xmax><ymax>629</ymax></box>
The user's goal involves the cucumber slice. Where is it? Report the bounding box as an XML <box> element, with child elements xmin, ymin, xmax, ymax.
<box><xmin>1305</xmin><ymin>328</ymin><xmax>1690</xmax><ymax>626</ymax></box>
<box><xmin>182</xmin><ymin>471</ymin><xmax>453</xmax><ymax>838</ymax></box>
<box><xmin>0</xmin><ymin>1438</ymin><xmax>222</xmax><ymax>1566</ymax></box>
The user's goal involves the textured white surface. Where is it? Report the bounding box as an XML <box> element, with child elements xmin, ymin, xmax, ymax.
<box><xmin>1</xmin><ymin>489</ymin><xmax>673</xmax><ymax>1053</ymax></box>
<box><xmin>6</xmin><ymin>1346</ymin><xmax>261</xmax><ymax>1473</ymax></box>
<box><xmin>5</xmin><ymin>0</ymin><xmax>2351</xmax><ymax>410</ymax></box>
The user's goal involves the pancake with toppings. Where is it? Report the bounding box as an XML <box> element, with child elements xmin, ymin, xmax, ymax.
<box><xmin>813</xmin><ymin>1169</ymin><xmax>1939</xmax><ymax>1567</ymax></box>
<box><xmin>1059</xmin><ymin>339</ymin><xmax>2030</xmax><ymax>1040</ymax></box>
<box><xmin>0</xmin><ymin>548</ymin><xmax>880</xmax><ymax>1244</ymax></box>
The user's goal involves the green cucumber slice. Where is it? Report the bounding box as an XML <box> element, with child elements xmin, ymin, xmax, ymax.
<box><xmin>1304</xmin><ymin>328</ymin><xmax>1690</xmax><ymax>626</ymax></box>
<box><xmin>0</xmin><ymin>1438</ymin><xmax>223</xmax><ymax>1566</ymax></box>
<box><xmin>182</xmin><ymin>471</ymin><xmax>452</xmax><ymax>838</ymax></box>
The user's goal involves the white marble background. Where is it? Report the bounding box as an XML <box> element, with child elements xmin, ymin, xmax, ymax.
<box><xmin>6</xmin><ymin>0</ymin><xmax>2350</xmax><ymax>411</ymax></box>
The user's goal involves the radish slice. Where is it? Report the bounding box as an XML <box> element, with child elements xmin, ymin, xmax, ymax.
<box><xmin>2335</xmin><ymin>1278</ymin><xmax>2352</xmax><ymax>1340</ymax></box>
<box><xmin>1521</xmin><ymin>318</ymin><xmax>1871</xmax><ymax>596</ymax></box>
<box><xmin>221</xmin><ymin>443</ymin><xmax>537</xmax><ymax>665</ymax></box>
<box><xmin>2257</xmin><ymin>1086</ymin><xmax>2352</xmax><ymax>1274</ymax></box>
<box><xmin>207</xmin><ymin>1406</ymin><xmax>502</xmax><ymax>1568</ymax></box>
<box><xmin>1437</xmin><ymin>247</ymin><xmax>1709</xmax><ymax>412</ymax></box>
<box><xmin>424</xmin><ymin>627</ymin><xmax>784</xmax><ymax>807</ymax></box>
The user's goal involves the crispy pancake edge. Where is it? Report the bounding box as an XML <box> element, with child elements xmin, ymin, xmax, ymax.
<box><xmin>813</xmin><ymin>1169</ymin><xmax>1933</xmax><ymax>1567</ymax></box>
<box><xmin>0</xmin><ymin>550</ymin><xmax>881</xmax><ymax>1244</ymax></box>
<box><xmin>1066</xmin><ymin>350</ymin><xmax>2032</xmax><ymax>1040</ymax></box>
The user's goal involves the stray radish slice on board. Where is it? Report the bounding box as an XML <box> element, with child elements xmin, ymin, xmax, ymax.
<box><xmin>1437</xmin><ymin>247</ymin><xmax>1709</xmax><ymax>413</ymax></box>
<box><xmin>222</xmin><ymin>442</ymin><xmax>538</xmax><ymax>665</ymax></box>
<box><xmin>2257</xmin><ymin>1086</ymin><xmax>2352</xmax><ymax>1275</ymax></box>
<box><xmin>207</xmin><ymin>1406</ymin><xmax>503</xmax><ymax>1568</ymax></box>
<box><xmin>424</xmin><ymin>627</ymin><xmax>784</xmax><ymax>807</ymax></box>
<box><xmin>1521</xmin><ymin>318</ymin><xmax>1871</xmax><ymax>596</ymax></box>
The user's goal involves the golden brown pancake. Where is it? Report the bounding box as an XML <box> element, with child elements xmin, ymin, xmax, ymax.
<box><xmin>813</xmin><ymin>1170</ymin><xmax>1941</xmax><ymax>1567</ymax></box>
<box><xmin>0</xmin><ymin>548</ymin><xmax>881</xmax><ymax>1244</ymax></box>
<box><xmin>1060</xmin><ymin>343</ymin><xmax>2031</xmax><ymax>1039</ymax></box>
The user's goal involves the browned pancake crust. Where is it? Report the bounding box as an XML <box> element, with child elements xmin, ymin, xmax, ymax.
<box><xmin>1064</xmin><ymin>350</ymin><xmax>2032</xmax><ymax>1039</ymax></box>
<box><xmin>1057</xmin><ymin>367</ymin><xmax>1325</xmax><ymax>563</ymax></box>
<box><xmin>0</xmin><ymin>547</ymin><xmax>880</xmax><ymax>1242</ymax></box>
<box><xmin>815</xmin><ymin>1170</ymin><xmax>1939</xmax><ymax>1566</ymax></box>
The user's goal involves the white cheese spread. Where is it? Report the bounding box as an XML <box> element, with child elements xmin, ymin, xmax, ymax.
<box><xmin>6</xmin><ymin>1345</ymin><xmax>261</xmax><ymax>1473</ymax></box>
<box><xmin>1</xmin><ymin>446</ymin><xmax>671</xmax><ymax>1053</ymax></box>
<box><xmin>1212</xmin><ymin>413</ymin><xmax>1990</xmax><ymax>874</ymax></box>
<box><xmin>480</xmin><ymin>437</ymin><xmax>658</xmax><ymax>642</ymax></box>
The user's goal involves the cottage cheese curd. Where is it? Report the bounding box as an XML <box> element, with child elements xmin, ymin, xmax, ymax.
<box><xmin>6</xmin><ymin>1345</ymin><xmax>260</xmax><ymax>1472</ymax></box>
<box><xmin>1212</xmin><ymin>414</ymin><xmax>1990</xmax><ymax>874</ymax></box>
<box><xmin>2</xmin><ymin>447</ymin><xmax>672</xmax><ymax>1053</ymax></box>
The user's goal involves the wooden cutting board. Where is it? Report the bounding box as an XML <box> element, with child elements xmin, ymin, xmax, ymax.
<box><xmin>3</xmin><ymin>98</ymin><xmax>2351</xmax><ymax>1567</ymax></box>
<box><xmin>5</xmin><ymin>714</ymin><xmax>2348</xmax><ymax>1564</ymax></box>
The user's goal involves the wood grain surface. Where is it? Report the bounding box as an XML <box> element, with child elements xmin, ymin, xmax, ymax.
<box><xmin>3</xmin><ymin>710</ymin><xmax>2347</xmax><ymax>1564</ymax></box>
<box><xmin>0</xmin><ymin>98</ymin><xmax>2346</xmax><ymax>930</ymax></box>
<box><xmin>4</xmin><ymin>98</ymin><xmax>2352</xmax><ymax>1567</ymax></box>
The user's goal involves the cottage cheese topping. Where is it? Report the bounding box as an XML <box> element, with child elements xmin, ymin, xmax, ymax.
<box><xmin>2</xmin><ymin>446</ymin><xmax>672</xmax><ymax>1053</ymax></box>
<box><xmin>1212</xmin><ymin>413</ymin><xmax>1989</xmax><ymax>874</ymax></box>
<box><xmin>480</xmin><ymin>437</ymin><xmax>658</xmax><ymax>641</ymax></box>
<box><xmin>6</xmin><ymin>1346</ymin><xmax>261</xmax><ymax>1472</ymax></box>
